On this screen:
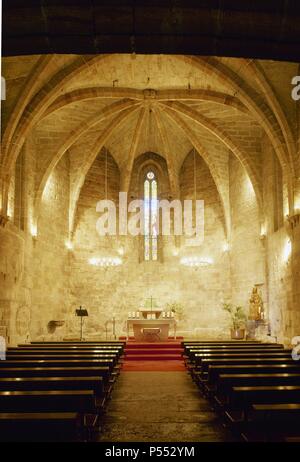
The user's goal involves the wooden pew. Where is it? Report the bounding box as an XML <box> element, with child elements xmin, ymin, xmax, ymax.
<box><xmin>0</xmin><ymin>389</ymin><xmax>97</xmax><ymax>414</ymax></box>
<box><xmin>12</xmin><ymin>346</ymin><xmax>123</xmax><ymax>353</ymax></box>
<box><xmin>194</xmin><ymin>352</ymin><xmax>291</xmax><ymax>364</ymax></box>
<box><xmin>183</xmin><ymin>342</ymin><xmax>282</xmax><ymax>355</ymax></box>
<box><xmin>0</xmin><ymin>359</ymin><xmax>115</xmax><ymax>369</ymax></box>
<box><xmin>183</xmin><ymin>341</ymin><xmax>262</xmax><ymax>344</ymax></box>
<box><xmin>16</xmin><ymin>344</ymin><xmax>123</xmax><ymax>350</ymax></box>
<box><xmin>230</xmin><ymin>385</ymin><xmax>300</xmax><ymax>409</ymax></box>
<box><xmin>222</xmin><ymin>386</ymin><xmax>300</xmax><ymax>440</ymax></box>
<box><xmin>207</xmin><ymin>364</ymin><xmax>300</xmax><ymax>385</ymax></box>
<box><xmin>0</xmin><ymin>412</ymin><xmax>80</xmax><ymax>442</ymax></box>
<box><xmin>184</xmin><ymin>340</ymin><xmax>300</xmax><ymax>442</ymax></box>
<box><xmin>0</xmin><ymin>376</ymin><xmax>104</xmax><ymax>396</ymax></box>
<box><xmin>184</xmin><ymin>345</ymin><xmax>286</xmax><ymax>370</ymax></box>
<box><xmin>184</xmin><ymin>342</ymin><xmax>283</xmax><ymax>356</ymax></box>
<box><xmin>0</xmin><ymin>366</ymin><xmax>110</xmax><ymax>380</ymax></box>
<box><xmin>215</xmin><ymin>373</ymin><xmax>300</xmax><ymax>398</ymax></box>
<box><xmin>191</xmin><ymin>353</ymin><xmax>293</xmax><ymax>379</ymax></box>
<box><xmin>0</xmin><ymin>343</ymin><xmax>123</xmax><ymax>441</ymax></box>
<box><xmin>189</xmin><ymin>349</ymin><xmax>287</xmax><ymax>361</ymax></box>
<box><xmin>248</xmin><ymin>404</ymin><xmax>300</xmax><ymax>441</ymax></box>
<box><xmin>29</xmin><ymin>341</ymin><xmax>125</xmax><ymax>345</ymax></box>
<box><xmin>5</xmin><ymin>353</ymin><xmax>118</xmax><ymax>361</ymax></box>
<box><xmin>200</xmin><ymin>358</ymin><xmax>298</xmax><ymax>374</ymax></box>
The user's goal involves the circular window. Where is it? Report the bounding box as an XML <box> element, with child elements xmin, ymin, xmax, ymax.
<box><xmin>147</xmin><ymin>171</ymin><xmax>155</xmax><ymax>180</ymax></box>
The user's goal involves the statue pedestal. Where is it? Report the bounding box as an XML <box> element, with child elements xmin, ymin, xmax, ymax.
<box><xmin>246</xmin><ymin>320</ymin><xmax>256</xmax><ymax>340</ymax></box>
<box><xmin>246</xmin><ymin>320</ymin><xmax>269</xmax><ymax>340</ymax></box>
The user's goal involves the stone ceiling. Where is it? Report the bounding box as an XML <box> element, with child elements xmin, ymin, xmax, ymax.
<box><xmin>1</xmin><ymin>53</ymin><xmax>299</xmax><ymax>235</ymax></box>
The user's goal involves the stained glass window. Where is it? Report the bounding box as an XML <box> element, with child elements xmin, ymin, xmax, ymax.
<box><xmin>144</xmin><ymin>171</ymin><xmax>158</xmax><ymax>261</ymax></box>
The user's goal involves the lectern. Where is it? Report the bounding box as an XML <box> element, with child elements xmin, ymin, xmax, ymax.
<box><xmin>75</xmin><ymin>306</ymin><xmax>88</xmax><ymax>341</ymax></box>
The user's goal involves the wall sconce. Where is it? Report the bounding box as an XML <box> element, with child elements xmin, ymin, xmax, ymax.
<box><xmin>30</xmin><ymin>224</ymin><xmax>38</xmax><ymax>240</ymax></box>
<box><xmin>294</xmin><ymin>198</ymin><xmax>300</xmax><ymax>214</ymax></box>
<box><xmin>260</xmin><ymin>223</ymin><xmax>267</xmax><ymax>240</ymax></box>
<box><xmin>283</xmin><ymin>239</ymin><xmax>292</xmax><ymax>263</ymax></box>
<box><xmin>180</xmin><ymin>256</ymin><xmax>213</xmax><ymax>267</ymax></box>
<box><xmin>223</xmin><ymin>242</ymin><xmax>230</xmax><ymax>252</ymax></box>
<box><xmin>88</xmin><ymin>257</ymin><xmax>122</xmax><ymax>267</ymax></box>
<box><xmin>65</xmin><ymin>240</ymin><xmax>73</xmax><ymax>251</ymax></box>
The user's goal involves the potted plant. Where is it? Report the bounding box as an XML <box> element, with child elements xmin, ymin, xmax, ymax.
<box><xmin>165</xmin><ymin>302</ymin><xmax>184</xmax><ymax>321</ymax></box>
<box><xmin>222</xmin><ymin>303</ymin><xmax>247</xmax><ymax>339</ymax></box>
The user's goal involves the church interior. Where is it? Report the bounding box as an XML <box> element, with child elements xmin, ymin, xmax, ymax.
<box><xmin>0</xmin><ymin>1</ymin><xmax>300</xmax><ymax>444</ymax></box>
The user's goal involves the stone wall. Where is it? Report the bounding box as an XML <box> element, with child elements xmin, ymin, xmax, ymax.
<box><xmin>1</xmin><ymin>53</ymin><xmax>299</xmax><ymax>347</ymax></box>
<box><xmin>0</xmin><ymin>144</ymin><xmax>298</xmax><ymax>345</ymax></box>
<box><xmin>0</xmin><ymin>139</ymin><xmax>71</xmax><ymax>345</ymax></box>
<box><xmin>229</xmin><ymin>155</ymin><xmax>266</xmax><ymax>312</ymax></box>
<box><xmin>68</xmin><ymin>151</ymin><xmax>231</xmax><ymax>339</ymax></box>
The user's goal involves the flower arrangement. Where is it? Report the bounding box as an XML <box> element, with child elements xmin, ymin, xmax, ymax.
<box><xmin>165</xmin><ymin>301</ymin><xmax>184</xmax><ymax>320</ymax></box>
<box><xmin>222</xmin><ymin>303</ymin><xmax>247</xmax><ymax>330</ymax></box>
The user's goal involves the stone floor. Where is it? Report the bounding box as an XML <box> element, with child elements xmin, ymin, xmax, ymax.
<box><xmin>98</xmin><ymin>371</ymin><xmax>237</xmax><ymax>442</ymax></box>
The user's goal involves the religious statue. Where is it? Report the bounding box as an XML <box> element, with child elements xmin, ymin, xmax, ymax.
<box><xmin>248</xmin><ymin>286</ymin><xmax>264</xmax><ymax>321</ymax></box>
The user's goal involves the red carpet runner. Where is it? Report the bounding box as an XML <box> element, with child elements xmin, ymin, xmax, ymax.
<box><xmin>122</xmin><ymin>339</ymin><xmax>185</xmax><ymax>372</ymax></box>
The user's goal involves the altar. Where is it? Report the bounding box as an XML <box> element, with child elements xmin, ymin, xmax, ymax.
<box><xmin>126</xmin><ymin>318</ymin><xmax>176</xmax><ymax>341</ymax></box>
<box><xmin>126</xmin><ymin>299</ymin><xmax>177</xmax><ymax>341</ymax></box>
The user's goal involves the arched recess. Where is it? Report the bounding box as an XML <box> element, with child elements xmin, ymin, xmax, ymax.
<box><xmin>1</xmin><ymin>55</ymin><xmax>56</xmax><ymax>159</ymax></box>
<box><xmin>69</xmin><ymin>105</ymin><xmax>141</xmax><ymax>237</ymax></box>
<box><xmin>33</xmin><ymin>101</ymin><xmax>141</xmax><ymax>229</ymax></box>
<box><xmin>161</xmin><ymin>106</ymin><xmax>260</xmax><ymax>237</ymax></box>
<box><xmin>180</xmin><ymin>150</ymin><xmax>227</xmax><ymax>249</ymax></box>
<box><xmin>130</xmin><ymin>152</ymin><xmax>171</xmax><ymax>262</ymax></box>
<box><xmin>2</xmin><ymin>55</ymin><xmax>115</xmax><ymax>174</ymax></box>
<box><xmin>130</xmin><ymin>152</ymin><xmax>171</xmax><ymax>200</ymax></box>
<box><xmin>240</xmin><ymin>59</ymin><xmax>296</xmax><ymax>168</ymax></box>
<box><xmin>153</xmin><ymin>106</ymin><xmax>230</xmax><ymax>238</ymax></box>
<box><xmin>161</xmin><ymin>101</ymin><xmax>263</xmax><ymax>218</ymax></box>
<box><xmin>174</xmin><ymin>55</ymin><xmax>294</xmax><ymax>211</ymax></box>
<box><xmin>73</xmin><ymin>147</ymin><xmax>120</xmax><ymax>237</ymax></box>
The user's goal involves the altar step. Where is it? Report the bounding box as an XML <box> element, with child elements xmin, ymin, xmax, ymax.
<box><xmin>125</xmin><ymin>348</ymin><xmax>182</xmax><ymax>355</ymax></box>
<box><xmin>119</xmin><ymin>336</ymin><xmax>183</xmax><ymax>341</ymax></box>
<box><xmin>125</xmin><ymin>354</ymin><xmax>183</xmax><ymax>361</ymax></box>
<box><xmin>125</xmin><ymin>343</ymin><xmax>181</xmax><ymax>350</ymax></box>
<box><xmin>124</xmin><ymin>341</ymin><xmax>184</xmax><ymax>361</ymax></box>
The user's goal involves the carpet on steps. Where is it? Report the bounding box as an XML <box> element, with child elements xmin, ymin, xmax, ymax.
<box><xmin>122</xmin><ymin>360</ymin><xmax>186</xmax><ymax>372</ymax></box>
<box><xmin>122</xmin><ymin>340</ymin><xmax>185</xmax><ymax>371</ymax></box>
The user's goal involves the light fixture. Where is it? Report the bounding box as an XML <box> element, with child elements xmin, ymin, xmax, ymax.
<box><xmin>223</xmin><ymin>242</ymin><xmax>230</xmax><ymax>252</ymax></box>
<box><xmin>30</xmin><ymin>224</ymin><xmax>38</xmax><ymax>238</ymax></box>
<box><xmin>260</xmin><ymin>223</ymin><xmax>267</xmax><ymax>238</ymax></box>
<box><xmin>245</xmin><ymin>176</ymin><xmax>255</xmax><ymax>196</ymax></box>
<box><xmin>65</xmin><ymin>240</ymin><xmax>73</xmax><ymax>250</ymax></box>
<box><xmin>88</xmin><ymin>149</ymin><xmax>123</xmax><ymax>268</ymax></box>
<box><xmin>294</xmin><ymin>201</ymin><xmax>300</xmax><ymax>214</ymax></box>
<box><xmin>180</xmin><ymin>256</ymin><xmax>213</xmax><ymax>267</ymax></box>
<box><xmin>283</xmin><ymin>239</ymin><xmax>292</xmax><ymax>263</ymax></box>
<box><xmin>89</xmin><ymin>256</ymin><xmax>122</xmax><ymax>267</ymax></box>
